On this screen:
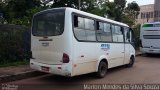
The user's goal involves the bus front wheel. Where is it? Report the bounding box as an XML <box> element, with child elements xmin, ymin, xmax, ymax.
<box><xmin>126</xmin><ymin>56</ymin><xmax>135</xmax><ymax>67</ymax></box>
<box><xmin>96</xmin><ymin>61</ymin><xmax>107</xmax><ymax>78</ymax></box>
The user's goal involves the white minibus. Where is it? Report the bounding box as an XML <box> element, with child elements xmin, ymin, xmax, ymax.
<box><xmin>30</xmin><ymin>7</ymin><xmax>135</xmax><ymax>78</ymax></box>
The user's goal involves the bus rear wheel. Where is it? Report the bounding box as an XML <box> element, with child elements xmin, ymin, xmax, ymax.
<box><xmin>96</xmin><ymin>61</ymin><xmax>107</xmax><ymax>78</ymax></box>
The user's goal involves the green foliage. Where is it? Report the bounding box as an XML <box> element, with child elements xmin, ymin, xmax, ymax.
<box><xmin>1</xmin><ymin>0</ymin><xmax>47</xmax><ymax>26</ymax></box>
<box><xmin>50</xmin><ymin>0</ymin><xmax>109</xmax><ymax>17</ymax></box>
<box><xmin>51</xmin><ymin>0</ymin><xmax>78</xmax><ymax>8</ymax></box>
<box><xmin>114</xmin><ymin>0</ymin><xmax>126</xmax><ymax>8</ymax></box>
<box><xmin>0</xmin><ymin>1</ymin><xmax>5</xmax><ymax>24</ymax></box>
<box><xmin>0</xmin><ymin>25</ymin><xmax>30</xmax><ymax>64</ymax></box>
<box><xmin>125</xmin><ymin>1</ymin><xmax>140</xmax><ymax>26</ymax></box>
<box><xmin>126</xmin><ymin>1</ymin><xmax>140</xmax><ymax>16</ymax></box>
<box><xmin>0</xmin><ymin>60</ymin><xmax>28</xmax><ymax>67</ymax></box>
<box><xmin>0</xmin><ymin>0</ymin><xmax>140</xmax><ymax>27</ymax></box>
<box><xmin>133</xmin><ymin>24</ymin><xmax>141</xmax><ymax>49</ymax></box>
<box><xmin>105</xmin><ymin>0</ymin><xmax>126</xmax><ymax>21</ymax></box>
<box><xmin>81</xmin><ymin>0</ymin><xmax>109</xmax><ymax>17</ymax></box>
<box><xmin>105</xmin><ymin>0</ymin><xmax>140</xmax><ymax>26</ymax></box>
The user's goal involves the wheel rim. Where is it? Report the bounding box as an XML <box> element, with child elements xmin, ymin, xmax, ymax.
<box><xmin>100</xmin><ymin>65</ymin><xmax>106</xmax><ymax>76</ymax></box>
<box><xmin>130</xmin><ymin>57</ymin><xmax>134</xmax><ymax>65</ymax></box>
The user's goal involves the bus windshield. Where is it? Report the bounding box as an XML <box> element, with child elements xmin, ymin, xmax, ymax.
<box><xmin>32</xmin><ymin>11</ymin><xmax>65</xmax><ymax>36</ymax></box>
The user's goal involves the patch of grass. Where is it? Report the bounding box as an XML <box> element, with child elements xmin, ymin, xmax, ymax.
<box><xmin>0</xmin><ymin>60</ymin><xmax>29</xmax><ymax>67</ymax></box>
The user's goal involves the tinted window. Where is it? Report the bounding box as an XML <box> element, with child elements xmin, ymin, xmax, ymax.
<box><xmin>112</xmin><ymin>25</ymin><xmax>124</xmax><ymax>42</ymax></box>
<box><xmin>84</xmin><ymin>18</ymin><xmax>94</xmax><ymax>30</ymax></box>
<box><xmin>104</xmin><ymin>23</ymin><xmax>111</xmax><ymax>32</ymax></box>
<box><xmin>143</xmin><ymin>35</ymin><xmax>160</xmax><ymax>39</ymax></box>
<box><xmin>73</xmin><ymin>15</ymin><xmax>96</xmax><ymax>41</ymax></box>
<box><xmin>124</xmin><ymin>27</ymin><xmax>135</xmax><ymax>43</ymax></box>
<box><xmin>78</xmin><ymin>17</ymin><xmax>85</xmax><ymax>29</ymax></box>
<box><xmin>32</xmin><ymin>11</ymin><xmax>64</xmax><ymax>36</ymax></box>
<box><xmin>124</xmin><ymin>27</ymin><xmax>130</xmax><ymax>43</ymax></box>
<box><xmin>96</xmin><ymin>21</ymin><xmax>112</xmax><ymax>42</ymax></box>
<box><xmin>86</xmin><ymin>30</ymin><xmax>96</xmax><ymax>41</ymax></box>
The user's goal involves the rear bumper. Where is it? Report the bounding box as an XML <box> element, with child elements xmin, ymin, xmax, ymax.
<box><xmin>30</xmin><ymin>59</ymin><xmax>72</xmax><ymax>77</ymax></box>
<box><xmin>140</xmin><ymin>47</ymin><xmax>160</xmax><ymax>54</ymax></box>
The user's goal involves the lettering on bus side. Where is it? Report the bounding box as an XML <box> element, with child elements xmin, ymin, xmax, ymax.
<box><xmin>101</xmin><ymin>44</ymin><xmax>110</xmax><ymax>51</ymax></box>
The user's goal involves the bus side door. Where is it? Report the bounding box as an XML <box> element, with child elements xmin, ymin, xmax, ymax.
<box><xmin>111</xmin><ymin>25</ymin><xmax>125</xmax><ymax>67</ymax></box>
<box><xmin>124</xmin><ymin>27</ymin><xmax>135</xmax><ymax>64</ymax></box>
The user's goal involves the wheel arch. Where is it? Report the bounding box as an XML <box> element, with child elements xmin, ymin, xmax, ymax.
<box><xmin>96</xmin><ymin>56</ymin><xmax>109</xmax><ymax>72</ymax></box>
<box><xmin>130</xmin><ymin>54</ymin><xmax>135</xmax><ymax>60</ymax></box>
<box><xmin>130</xmin><ymin>54</ymin><xmax>135</xmax><ymax>59</ymax></box>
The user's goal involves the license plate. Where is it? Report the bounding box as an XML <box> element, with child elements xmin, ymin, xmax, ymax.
<box><xmin>42</xmin><ymin>42</ymin><xmax>49</xmax><ymax>47</ymax></box>
<box><xmin>41</xmin><ymin>66</ymin><xmax>49</xmax><ymax>72</ymax></box>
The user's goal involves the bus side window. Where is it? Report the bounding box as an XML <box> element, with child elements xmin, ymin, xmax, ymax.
<box><xmin>124</xmin><ymin>27</ymin><xmax>135</xmax><ymax>48</ymax></box>
<box><xmin>73</xmin><ymin>15</ymin><xmax>96</xmax><ymax>41</ymax></box>
<box><xmin>74</xmin><ymin>15</ymin><xmax>85</xmax><ymax>29</ymax></box>
<box><xmin>130</xmin><ymin>28</ymin><xmax>135</xmax><ymax>43</ymax></box>
<box><xmin>124</xmin><ymin>27</ymin><xmax>130</xmax><ymax>43</ymax></box>
<box><xmin>84</xmin><ymin>18</ymin><xmax>96</xmax><ymax>41</ymax></box>
<box><xmin>96</xmin><ymin>21</ymin><xmax>112</xmax><ymax>42</ymax></box>
<box><xmin>73</xmin><ymin>15</ymin><xmax>86</xmax><ymax>40</ymax></box>
<box><xmin>127</xmin><ymin>31</ymin><xmax>130</xmax><ymax>42</ymax></box>
<box><xmin>130</xmin><ymin>28</ymin><xmax>136</xmax><ymax>48</ymax></box>
<box><xmin>112</xmin><ymin>25</ymin><xmax>124</xmax><ymax>42</ymax></box>
<box><xmin>74</xmin><ymin>15</ymin><xmax>78</xmax><ymax>27</ymax></box>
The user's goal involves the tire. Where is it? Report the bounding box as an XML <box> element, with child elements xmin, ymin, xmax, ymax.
<box><xmin>96</xmin><ymin>61</ymin><xmax>107</xmax><ymax>78</ymax></box>
<box><xmin>126</xmin><ymin>56</ymin><xmax>135</xmax><ymax>67</ymax></box>
<box><xmin>145</xmin><ymin>53</ymin><xmax>152</xmax><ymax>56</ymax></box>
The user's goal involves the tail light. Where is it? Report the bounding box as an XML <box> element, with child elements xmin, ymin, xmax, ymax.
<box><xmin>140</xmin><ymin>39</ymin><xmax>143</xmax><ymax>47</ymax></box>
<box><xmin>62</xmin><ymin>53</ymin><xmax>70</xmax><ymax>63</ymax></box>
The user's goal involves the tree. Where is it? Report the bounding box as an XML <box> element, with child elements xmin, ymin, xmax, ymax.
<box><xmin>50</xmin><ymin>0</ymin><xmax>109</xmax><ymax>17</ymax></box>
<box><xmin>81</xmin><ymin>0</ymin><xmax>109</xmax><ymax>17</ymax></box>
<box><xmin>105</xmin><ymin>0</ymin><xmax>140</xmax><ymax>26</ymax></box>
<box><xmin>1</xmin><ymin>0</ymin><xmax>47</xmax><ymax>25</ymax></box>
<box><xmin>51</xmin><ymin>0</ymin><xmax>78</xmax><ymax>8</ymax></box>
<box><xmin>133</xmin><ymin>24</ymin><xmax>141</xmax><ymax>49</ymax></box>
<box><xmin>126</xmin><ymin>1</ymin><xmax>140</xmax><ymax>18</ymax></box>
<box><xmin>105</xmin><ymin>0</ymin><xmax>126</xmax><ymax>21</ymax></box>
<box><xmin>125</xmin><ymin>1</ymin><xmax>140</xmax><ymax>26</ymax></box>
<box><xmin>0</xmin><ymin>1</ymin><xmax>5</xmax><ymax>24</ymax></box>
<box><xmin>1</xmin><ymin>0</ymin><xmax>140</xmax><ymax>27</ymax></box>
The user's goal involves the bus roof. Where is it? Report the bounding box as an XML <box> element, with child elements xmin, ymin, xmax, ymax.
<box><xmin>35</xmin><ymin>7</ymin><xmax>129</xmax><ymax>27</ymax></box>
<box><xmin>66</xmin><ymin>8</ymin><xmax>129</xmax><ymax>27</ymax></box>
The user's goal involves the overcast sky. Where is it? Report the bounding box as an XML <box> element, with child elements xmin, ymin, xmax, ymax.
<box><xmin>126</xmin><ymin>0</ymin><xmax>154</xmax><ymax>6</ymax></box>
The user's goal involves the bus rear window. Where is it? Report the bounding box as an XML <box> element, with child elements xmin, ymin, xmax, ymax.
<box><xmin>32</xmin><ymin>11</ymin><xmax>65</xmax><ymax>36</ymax></box>
<box><xmin>143</xmin><ymin>35</ymin><xmax>160</xmax><ymax>39</ymax></box>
